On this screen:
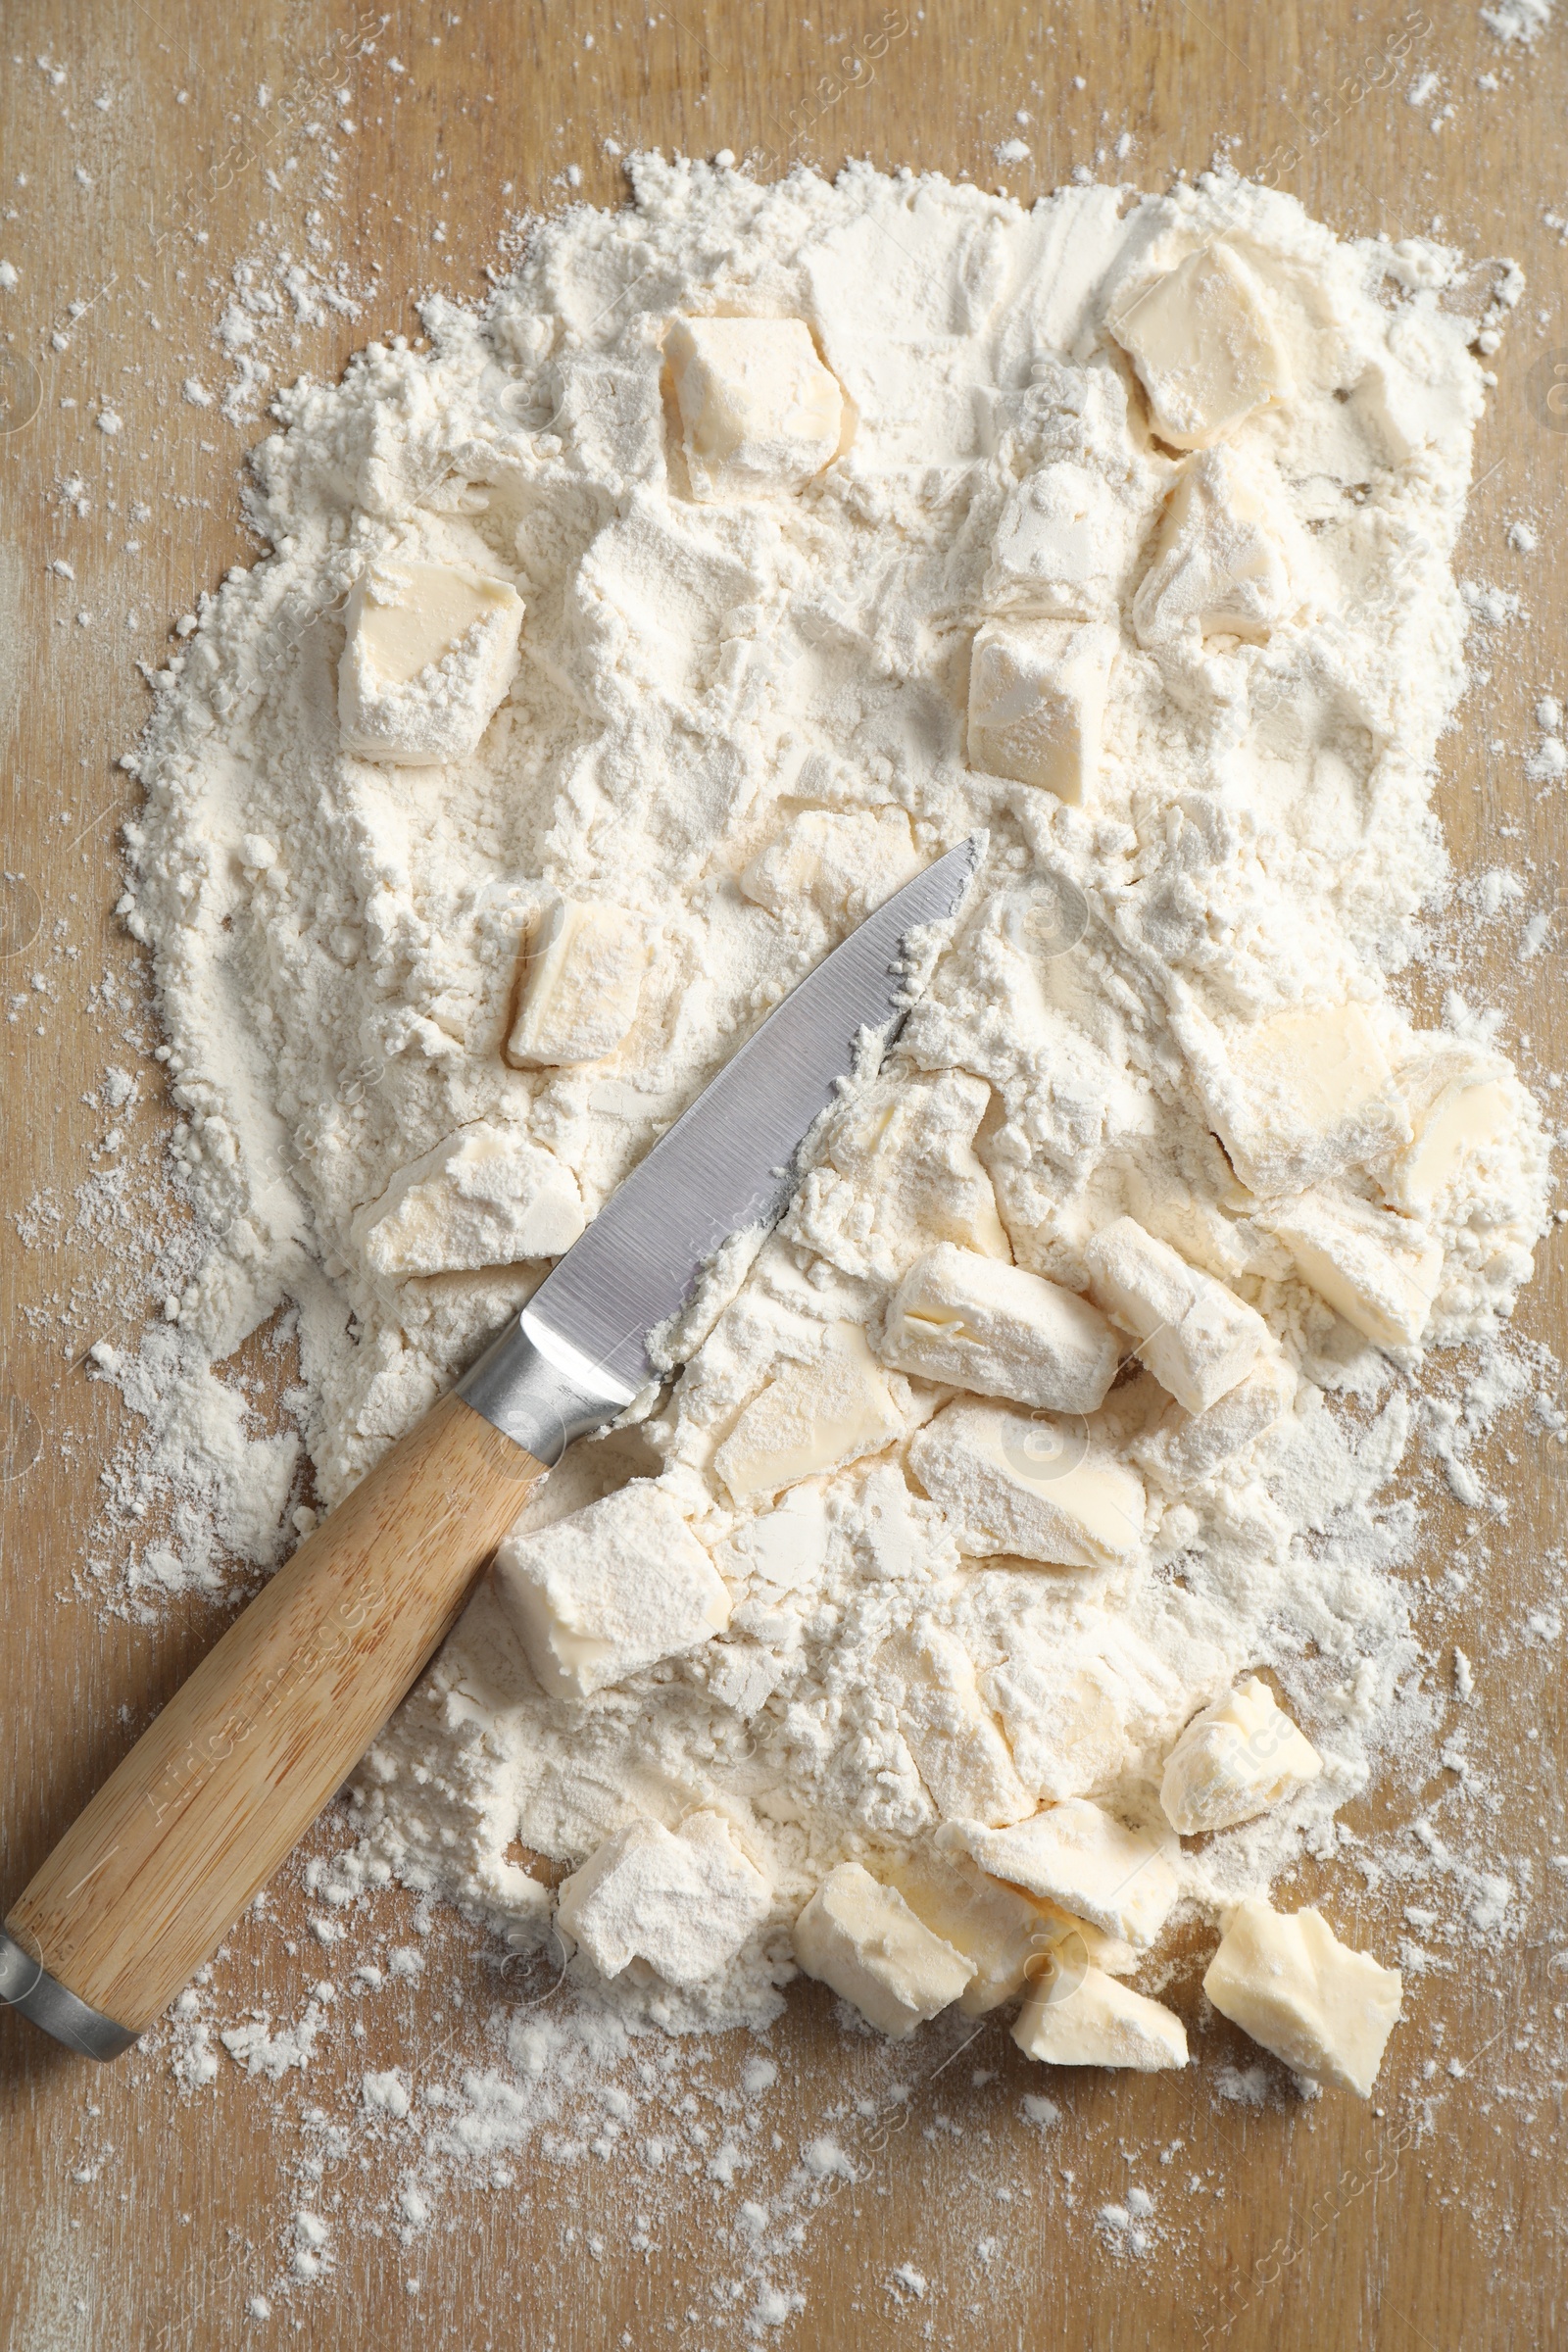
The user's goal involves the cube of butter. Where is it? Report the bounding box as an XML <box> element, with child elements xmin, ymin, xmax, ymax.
<box><xmin>1083</xmin><ymin>1216</ymin><xmax>1268</xmax><ymax>1414</ymax></box>
<box><xmin>878</xmin><ymin>1624</ymin><xmax>1035</xmax><ymax>1828</ymax></box>
<box><xmin>891</xmin><ymin>1849</ymin><xmax>1133</xmax><ymax>2016</ymax></box>
<box><xmin>492</xmin><ymin>1483</ymin><xmax>732</xmax><ymax>1699</ymax></box>
<box><xmin>1268</xmin><ymin>1192</ymin><xmax>1442</xmax><ymax>1349</ymax></box>
<box><xmin>876</xmin><ymin>1243</ymin><xmax>1121</xmax><ymax>1414</ymax></box>
<box><xmin>740</xmin><ymin>806</ymin><xmax>920</xmax><ymax>927</ymax></box>
<box><xmin>1132</xmin><ymin>445</ymin><xmax>1302</xmax><ymax>647</ymax></box>
<box><xmin>556</xmin><ymin>1810</ymin><xmax>771</xmax><ymax>1985</ymax></box>
<box><xmin>783</xmin><ymin>1069</ymin><xmax>1010</xmax><ymax>1284</ymax></box>
<box><xmin>664</xmin><ymin>316</ymin><xmax>845</xmax><ymax>501</ymax></box>
<box><xmin>1395</xmin><ymin>1076</ymin><xmax>1515</xmax><ymax>1213</ymax></box>
<box><xmin>506</xmin><ymin>897</ymin><xmax>650</xmax><ymax>1068</ymax></box>
<box><xmin>1207</xmin><ymin>1003</ymin><xmax>1407</xmax><ymax>1195</ymax></box>
<box><xmin>966</xmin><ymin>619</ymin><xmax>1118</xmax><ymax>803</ymax></box>
<box><xmin>908</xmin><ymin>1399</ymin><xmax>1147</xmax><ymax>1568</ymax></box>
<box><xmin>352</xmin><ymin>1121</ymin><xmax>585</xmax><ymax>1276</ymax></box>
<box><xmin>714</xmin><ymin>1320</ymin><xmax>905</xmax><ymax>1505</ymax></box>
<box><xmin>338</xmin><ymin>560</ymin><xmax>523</xmax><ymax>765</ymax></box>
<box><xmin>1132</xmin><ymin>1353</ymin><xmax>1298</xmax><ymax>1490</ymax></box>
<box><xmin>985</xmin><ymin>462</ymin><xmax>1130</xmax><ymax>619</ymax></box>
<box><xmin>1012</xmin><ymin>1964</ymin><xmax>1188</xmax><ymax>2071</ymax></box>
<box><xmin>1108</xmin><ymin>242</ymin><xmax>1289</xmax><ymax>450</ymax></box>
<box><xmin>793</xmin><ymin>1862</ymin><xmax>973</xmax><ymax>2036</ymax></box>
<box><xmin>983</xmin><ymin>1620</ymin><xmax>1187</xmax><ymax>1806</ymax></box>
<box><xmin>939</xmin><ymin>1799</ymin><xmax>1179</xmax><ymax>1950</ymax></box>
<box><xmin>1202</xmin><ymin>1897</ymin><xmax>1401</xmax><ymax>2097</ymax></box>
<box><xmin>888</xmin><ymin>1846</ymin><xmax>1057</xmax><ymax>2015</ymax></box>
<box><xmin>1159</xmin><ymin>1676</ymin><xmax>1322</xmax><ymax>1836</ymax></box>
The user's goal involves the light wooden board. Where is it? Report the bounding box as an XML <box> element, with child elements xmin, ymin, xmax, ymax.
<box><xmin>2</xmin><ymin>5</ymin><xmax>1565</xmax><ymax>2346</ymax></box>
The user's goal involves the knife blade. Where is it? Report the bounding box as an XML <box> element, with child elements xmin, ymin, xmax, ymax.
<box><xmin>0</xmin><ymin>831</ymin><xmax>984</xmax><ymax>2058</ymax></box>
<box><xmin>523</xmin><ymin>829</ymin><xmax>985</xmax><ymax>1399</ymax></box>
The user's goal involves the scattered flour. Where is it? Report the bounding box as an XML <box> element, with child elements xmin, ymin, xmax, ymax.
<box><xmin>106</xmin><ymin>159</ymin><xmax>1554</xmax><ymax>2099</ymax></box>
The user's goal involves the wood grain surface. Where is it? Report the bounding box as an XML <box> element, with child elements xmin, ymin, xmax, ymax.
<box><xmin>7</xmin><ymin>1395</ymin><xmax>543</xmax><ymax>2034</ymax></box>
<box><xmin>1</xmin><ymin>5</ymin><xmax>1564</xmax><ymax>2348</ymax></box>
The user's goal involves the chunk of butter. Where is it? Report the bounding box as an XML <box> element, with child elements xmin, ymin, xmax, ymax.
<box><xmin>664</xmin><ymin>316</ymin><xmax>845</xmax><ymax>501</ymax></box>
<box><xmin>1133</xmin><ymin>445</ymin><xmax>1302</xmax><ymax>647</ymax></box>
<box><xmin>940</xmin><ymin>1799</ymin><xmax>1179</xmax><ymax>1950</ymax></box>
<box><xmin>338</xmin><ymin>560</ymin><xmax>523</xmax><ymax>765</ymax></box>
<box><xmin>714</xmin><ymin>1320</ymin><xmax>905</xmax><ymax>1505</ymax></box>
<box><xmin>1083</xmin><ymin>1215</ymin><xmax>1268</xmax><ymax>1414</ymax></box>
<box><xmin>1132</xmin><ymin>1352</ymin><xmax>1298</xmax><ymax>1490</ymax></box>
<box><xmin>983</xmin><ymin>1620</ymin><xmax>1186</xmax><ymax>1806</ymax></box>
<box><xmin>1395</xmin><ymin>1077</ymin><xmax>1515</xmax><ymax>1212</ymax></box>
<box><xmin>793</xmin><ymin>1862</ymin><xmax>973</xmax><ymax>2037</ymax></box>
<box><xmin>784</xmin><ymin>1068</ymin><xmax>1010</xmax><ymax>1283</ymax></box>
<box><xmin>876</xmin><ymin>1243</ymin><xmax>1121</xmax><ymax>1414</ymax></box>
<box><xmin>966</xmin><ymin>618</ymin><xmax>1118</xmax><ymax>803</ymax></box>
<box><xmin>892</xmin><ymin>1849</ymin><xmax>1134</xmax><ymax>2016</ymax></box>
<box><xmin>1209</xmin><ymin>1003</ymin><xmax>1407</xmax><ymax>1195</ymax></box>
<box><xmin>740</xmin><ymin>805</ymin><xmax>920</xmax><ymax>925</ymax></box>
<box><xmin>492</xmin><ymin>1483</ymin><xmax>732</xmax><ymax>1699</ymax></box>
<box><xmin>1013</xmin><ymin>1965</ymin><xmax>1189</xmax><ymax>2071</ymax></box>
<box><xmin>557</xmin><ymin>1811</ymin><xmax>771</xmax><ymax>1985</ymax></box>
<box><xmin>878</xmin><ymin>1623</ymin><xmax>1035</xmax><ymax>1828</ymax></box>
<box><xmin>1202</xmin><ymin>1896</ymin><xmax>1401</xmax><ymax>2097</ymax></box>
<box><xmin>1109</xmin><ymin>242</ymin><xmax>1289</xmax><ymax>450</ymax></box>
<box><xmin>1268</xmin><ymin>1191</ymin><xmax>1442</xmax><ymax>1349</ymax></box>
<box><xmin>985</xmin><ymin>462</ymin><xmax>1129</xmax><ymax>618</ymax></box>
<box><xmin>351</xmin><ymin>1121</ymin><xmax>585</xmax><ymax>1276</ymax></box>
<box><xmin>1159</xmin><ymin>1676</ymin><xmax>1322</xmax><ymax>1836</ymax></box>
<box><xmin>908</xmin><ymin>1399</ymin><xmax>1147</xmax><ymax>1568</ymax></box>
<box><xmin>506</xmin><ymin>896</ymin><xmax>650</xmax><ymax>1068</ymax></box>
<box><xmin>888</xmin><ymin>1847</ymin><xmax>1058</xmax><ymax>2016</ymax></box>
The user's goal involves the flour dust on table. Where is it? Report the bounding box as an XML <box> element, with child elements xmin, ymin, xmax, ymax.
<box><xmin>121</xmin><ymin>159</ymin><xmax>1548</xmax><ymax>2094</ymax></box>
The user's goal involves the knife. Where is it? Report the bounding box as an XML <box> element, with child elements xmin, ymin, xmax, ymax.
<box><xmin>0</xmin><ymin>836</ymin><xmax>983</xmax><ymax>2060</ymax></box>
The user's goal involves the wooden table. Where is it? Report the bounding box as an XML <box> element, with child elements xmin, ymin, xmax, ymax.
<box><xmin>2</xmin><ymin>4</ymin><xmax>1564</xmax><ymax>2345</ymax></box>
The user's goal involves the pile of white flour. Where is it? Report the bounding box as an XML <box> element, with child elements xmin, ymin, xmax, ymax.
<box><xmin>120</xmin><ymin>160</ymin><xmax>1549</xmax><ymax>2050</ymax></box>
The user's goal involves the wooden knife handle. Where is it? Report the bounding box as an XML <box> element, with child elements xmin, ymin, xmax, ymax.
<box><xmin>5</xmin><ymin>1392</ymin><xmax>543</xmax><ymax>2041</ymax></box>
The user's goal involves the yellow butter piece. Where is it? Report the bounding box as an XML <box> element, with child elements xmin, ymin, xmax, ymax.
<box><xmin>664</xmin><ymin>316</ymin><xmax>845</xmax><ymax>500</ymax></box>
<box><xmin>1203</xmin><ymin>1896</ymin><xmax>1401</xmax><ymax>2097</ymax></box>
<box><xmin>966</xmin><ymin>618</ymin><xmax>1118</xmax><ymax>802</ymax></box>
<box><xmin>493</xmin><ymin>1483</ymin><xmax>732</xmax><ymax>1701</ymax></box>
<box><xmin>1133</xmin><ymin>445</ymin><xmax>1301</xmax><ymax>645</ymax></box>
<box><xmin>338</xmin><ymin>559</ymin><xmax>523</xmax><ymax>765</ymax></box>
<box><xmin>1159</xmin><ymin>1675</ymin><xmax>1322</xmax><ymax>1835</ymax></box>
<box><xmin>1084</xmin><ymin>1215</ymin><xmax>1269</xmax><ymax>1413</ymax></box>
<box><xmin>1012</xmin><ymin>1964</ymin><xmax>1189</xmax><ymax>2070</ymax></box>
<box><xmin>1396</xmin><ymin>1077</ymin><xmax>1514</xmax><ymax>1211</ymax></box>
<box><xmin>908</xmin><ymin>1398</ymin><xmax>1147</xmax><ymax>1568</ymax></box>
<box><xmin>878</xmin><ymin>1624</ymin><xmax>1035</xmax><ymax>1828</ymax></box>
<box><xmin>876</xmin><ymin>1242</ymin><xmax>1120</xmax><ymax>1413</ymax></box>
<box><xmin>942</xmin><ymin>1799</ymin><xmax>1178</xmax><ymax>1950</ymax></box>
<box><xmin>1269</xmin><ymin>1191</ymin><xmax>1442</xmax><ymax>1348</ymax></box>
<box><xmin>714</xmin><ymin>1320</ymin><xmax>905</xmax><ymax>1504</ymax></box>
<box><xmin>1109</xmin><ymin>242</ymin><xmax>1289</xmax><ymax>450</ymax></box>
<box><xmin>351</xmin><ymin>1120</ymin><xmax>584</xmax><ymax>1275</ymax></box>
<box><xmin>793</xmin><ymin>1862</ymin><xmax>973</xmax><ymax>2037</ymax></box>
<box><xmin>507</xmin><ymin>897</ymin><xmax>650</xmax><ymax>1068</ymax></box>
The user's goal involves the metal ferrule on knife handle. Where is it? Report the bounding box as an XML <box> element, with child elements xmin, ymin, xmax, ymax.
<box><xmin>0</xmin><ymin>1319</ymin><xmax>624</xmax><ymax>2057</ymax></box>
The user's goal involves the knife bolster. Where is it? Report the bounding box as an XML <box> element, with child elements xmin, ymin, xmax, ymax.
<box><xmin>455</xmin><ymin>1311</ymin><xmax>630</xmax><ymax>1464</ymax></box>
